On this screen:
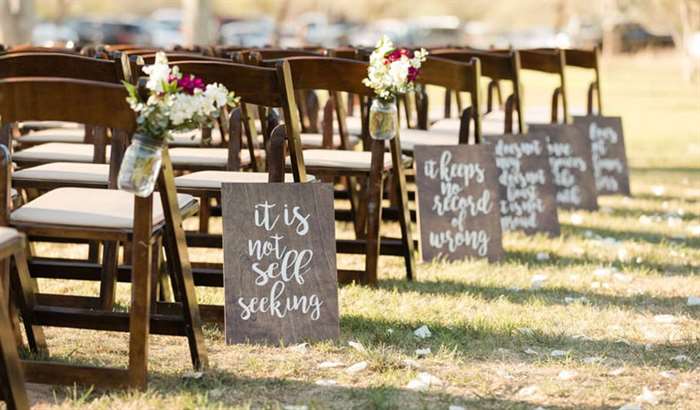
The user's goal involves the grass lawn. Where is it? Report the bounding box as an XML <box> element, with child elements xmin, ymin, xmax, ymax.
<box><xmin>19</xmin><ymin>51</ymin><xmax>700</xmax><ymax>409</ymax></box>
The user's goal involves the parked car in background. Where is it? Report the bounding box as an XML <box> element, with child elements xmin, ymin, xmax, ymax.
<box><xmin>32</xmin><ymin>22</ymin><xmax>78</xmax><ymax>46</ymax></box>
<box><xmin>612</xmin><ymin>22</ymin><xmax>674</xmax><ymax>53</ymax></box>
<box><xmin>148</xmin><ymin>8</ymin><xmax>183</xmax><ymax>48</ymax></box>
<box><xmin>220</xmin><ymin>17</ymin><xmax>275</xmax><ymax>47</ymax></box>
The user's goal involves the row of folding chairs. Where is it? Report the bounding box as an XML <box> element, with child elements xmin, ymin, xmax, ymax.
<box><xmin>0</xmin><ymin>44</ymin><xmax>603</xmax><ymax>403</ymax></box>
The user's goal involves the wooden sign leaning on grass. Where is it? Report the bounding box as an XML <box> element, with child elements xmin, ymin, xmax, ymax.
<box><xmin>484</xmin><ymin>133</ymin><xmax>561</xmax><ymax>237</ymax></box>
<box><xmin>528</xmin><ymin>124</ymin><xmax>599</xmax><ymax>211</ymax></box>
<box><xmin>414</xmin><ymin>145</ymin><xmax>505</xmax><ymax>263</ymax></box>
<box><xmin>573</xmin><ymin>116</ymin><xmax>631</xmax><ymax>196</ymax></box>
<box><xmin>222</xmin><ymin>183</ymin><xmax>339</xmax><ymax>345</ymax></box>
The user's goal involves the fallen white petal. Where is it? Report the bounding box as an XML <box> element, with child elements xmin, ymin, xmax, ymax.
<box><xmin>618</xmin><ymin>403</ymin><xmax>641</xmax><ymax>410</ymax></box>
<box><xmin>565</xmin><ymin>296</ymin><xmax>589</xmax><ymax>304</ymax></box>
<box><xmin>315</xmin><ymin>379</ymin><xmax>337</xmax><ymax>386</ymax></box>
<box><xmin>524</xmin><ymin>348</ymin><xmax>539</xmax><ymax>355</ymax></box>
<box><xmin>183</xmin><ymin>371</ymin><xmax>203</xmax><ymax>379</ymax></box>
<box><xmin>654</xmin><ymin>314</ymin><xmax>676</xmax><ymax>324</ymax></box>
<box><xmin>318</xmin><ymin>361</ymin><xmax>344</xmax><ymax>369</ymax></box>
<box><xmin>583</xmin><ymin>356</ymin><xmax>603</xmax><ymax>364</ymax></box>
<box><xmin>593</xmin><ymin>267</ymin><xmax>613</xmax><ymax>278</ymax></box>
<box><xmin>290</xmin><ymin>343</ymin><xmax>309</xmax><ymax>353</ymax></box>
<box><xmin>406</xmin><ymin>372</ymin><xmax>443</xmax><ymax>391</ymax></box>
<box><xmin>531</xmin><ymin>274</ymin><xmax>548</xmax><ymax>289</ymax></box>
<box><xmin>558</xmin><ymin>370</ymin><xmax>577</xmax><ymax>380</ymax></box>
<box><xmin>613</xmin><ymin>273</ymin><xmax>633</xmax><ymax>283</ymax></box>
<box><xmin>415</xmin><ymin>348</ymin><xmax>431</xmax><ymax>358</ymax></box>
<box><xmin>550</xmin><ymin>350</ymin><xmax>568</xmax><ymax>357</ymax></box>
<box><xmin>448</xmin><ymin>406</ymin><xmax>466</xmax><ymax>410</ymax></box>
<box><xmin>570</xmin><ymin>214</ymin><xmax>584</xmax><ymax>225</ymax></box>
<box><xmin>636</xmin><ymin>386</ymin><xmax>661</xmax><ymax>405</ymax></box>
<box><xmin>617</xmin><ymin>248</ymin><xmax>629</xmax><ymax>262</ymax></box>
<box><xmin>672</xmin><ymin>354</ymin><xmax>692</xmax><ymax>363</ymax></box>
<box><xmin>348</xmin><ymin>341</ymin><xmax>367</xmax><ymax>353</ymax></box>
<box><xmin>414</xmin><ymin>325</ymin><xmax>432</xmax><ymax>339</ymax></box>
<box><xmin>687</xmin><ymin>296</ymin><xmax>700</xmax><ymax>306</ymax></box>
<box><xmin>345</xmin><ymin>361</ymin><xmax>368</xmax><ymax>374</ymax></box>
<box><xmin>284</xmin><ymin>406</ymin><xmax>308</xmax><ymax>410</ymax></box>
<box><xmin>688</xmin><ymin>225</ymin><xmax>700</xmax><ymax>236</ymax></box>
<box><xmin>536</xmin><ymin>252</ymin><xmax>550</xmax><ymax>261</ymax></box>
<box><xmin>516</xmin><ymin>385</ymin><xmax>539</xmax><ymax>397</ymax></box>
<box><xmin>659</xmin><ymin>370</ymin><xmax>676</xmax><ymax>378</ymax></box>
<box><xmin>402</xmin><ymin>359</ymin><xmax>421</xmax><ymax>369</ymax></box>
<box><xmin>608</xmin><ymin>367</ymin><xmax>625</xmax><ymax>376</ymax></box>
<box><xmin>651</xmin><ymin>185</ymin><xmax>666</xmax><ymax>196</ymax></box>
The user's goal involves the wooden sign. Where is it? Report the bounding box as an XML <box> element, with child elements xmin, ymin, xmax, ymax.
<box><xmin>414</xmin><ymin>145</ymin><xmax>505</xmax><ymax>263</ymax></box>
<box><xmin>528</xmin><ymin>124</ymin><xmax>599</xmax><ymax>211</ymax></box>
<box><xmin>222</xmin><ymin>183</ymin><xmax>339</xmax><ymax>345</ymax></box>
<box><xmin>573</xmin><ymin>115</ymin><xmax>631</xmax><ymax>196</ymax></box>
<box><xmin>484</xmin><ymin>133</ymin><xmax>561</xmax><ymax>236</ymax></box>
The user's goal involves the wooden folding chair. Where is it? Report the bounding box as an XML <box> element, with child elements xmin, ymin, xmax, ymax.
<box><xmin>516</xmin><ymin>48</ymin><xmax>570</xmax><ymax>124</ymax></box>
<box><xmin>282</xmin><ymin>56</ymin><xmax>416</xmax><ymax>284</ymax></box>
<box><xmin>550</xmin><ymin>47</ymin><xmax>603</xmax><ymax>116</ymax></box>
<box><xmin>0</xmin><ymin>77</ymin><xmax>207</xmax><ymax>389</ymax></box>
<box><xmin>0</xmin><ymin>52</ymin><xmax>126</xmax><ymax>165</ymax></box>
<box><xmin>0</xmin><ymin>220</ymin><xmax>32</xmax><ymax>410</ymax></box>
<box><xmin>163</xmin><ymin>59</ymin><xmax>307</xmax><ymax>323</ymax></box>
<box><xmin>429</xmin><ymin>48</ymin><xmax>525</xmax><ymax>135</ymax></box>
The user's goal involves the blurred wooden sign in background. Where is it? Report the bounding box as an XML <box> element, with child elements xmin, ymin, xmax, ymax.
<box><xmin>485</xmin><ymin>133</ymin><xmax>561</xmax><ymax>236</ymax></box>
<box><xmin>529</xmin><ymin>124</ymin><xmax>599</xmax><ymax>211</ymax></box>
<box><xmin>574</xmin><ymin>116</ymin><xmax>631</xmax><ymax>196</ymax></box>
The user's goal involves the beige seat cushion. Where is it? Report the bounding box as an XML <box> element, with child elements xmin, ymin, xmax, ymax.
<box><xmin>170</xmin><ymin>128</ymin><xmax>223</xmax><ymax>147</ymax></box>
<box><xmin>11</xmin><ymin>188</ymin><xmax>196</xmax><ymax>230</ymax></box>
<box><xmin>18</xmin><ymin>128</ymin><xmax>86</xmax><ymax>144</ymax></box>
<box><xmin>398</xmin><ymin>128</ymin><xmax>458</xmax><ymax>151</ymax></box>
<box><xmin>169</xmin><ymin>147</ymin><xmax>262</xmax><ymax>168</ymax></box>
<box><xmin>0</xmin><ymin>226</ymin><xmax>22</xmax><ymax>247</ymax></box>
<box><xmin>19</xmin><ymin>121</ymin><xmax>83</xmax><ymax>130</ymax></box>
<box><xmin>13</xmin><ymin>143</ymin><xmax>110</xmax><ymax>164</ymax></box>
<box><xmin>13</xmin><ymin>163</ymin><xmax>110</xmax><ymax>185</ymax></box>
<box><xmin>175</xmin><ymin>171</ymin><xmax>306</xmax><ymax>190</ymax></box>
<box><xmin>287</xmin><ymin>149</ymin><xmax>395</xmax><ymax>171</ymax></box>
<box><xmin>345</xmin><ymin>115</ymin><xmax>363</xmax><ymax>136</ymax></box>
<box><xmin>300</xmin><ymin>133</ymin><xmax>359</xmax><ymax>148</ymax></box>
<box><xmin>429</xmin><ymin>116</ymin><xmax>508</xmax><ymax>136</ymax></box>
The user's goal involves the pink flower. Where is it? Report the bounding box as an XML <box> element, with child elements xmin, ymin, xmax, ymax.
<box><xmin>176</xmin><ymin>74</ymin><xmax>205</xmax><ymax>95</ymax></box>
<box><xmin>407</xmin><ymin>66</ymin><xmax>420</xmax><ymax>82</ymax></box>
<box><xmin>384</xmin><ymin>48</ymin><xmax>414</xmax><ymax>64</ymax></box>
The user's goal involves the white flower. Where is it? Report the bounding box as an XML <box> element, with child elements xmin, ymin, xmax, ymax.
<box><xmin>142</xmin><ymin>52</ymin><xmax>172</xmax><ymax>94</ymax></box>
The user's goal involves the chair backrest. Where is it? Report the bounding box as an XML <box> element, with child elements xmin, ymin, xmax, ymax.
<box><xmin>430</xmin><ymin>48</ymin><xmax>524</xmax><ymax>133</ymax></box>
<box><xmin>0</xmin><ymin>52</ymin><xmax>125</xmax><ymax>83</ymax></box>
<box><xmin>538</xmin><ymin>47</ymin><xmax>602</xmax><ymax>115</ymax></box>
<box><xmin>169</xmin><ymin>60</ymin><xmax>306</xmax><ymax>181</ymax></box>
<box><xmin>416</xmin><ymin>56</ymin><xmax>483</xmax><ymax>140</ymax></box>
<box><xmin>515</xmin><ymin>48</ymin><xmax>569</xmax><ymax>124</ymax></box>
<box><xmin>0</xmin><ymin>77</ymin><xmax>135</xmax><ymax>188</ymax></box>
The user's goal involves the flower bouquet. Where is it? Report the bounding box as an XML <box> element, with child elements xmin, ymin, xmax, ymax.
<box><xmin>362</xmin><ymin>36</ymin><xmax>428</xmax><ymax>140</ymax></box>
<box><xmin>118</xmin><ymin>52</ymin><xmax>238</xmax><ymax>197</ymax></box>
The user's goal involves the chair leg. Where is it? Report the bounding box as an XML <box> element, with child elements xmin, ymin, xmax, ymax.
<box><xmin>0</xmin><ymin>260</ymin><xmax>21</xmax><ymax>346</ymax></box>
<box><xmin>363</xmin><ymin>140</ymin><xmax>385</xmax><ymax>286</ymax></box>
<box><xmin>99</xmin><ymin>241</ymin><xmax>119</xmax><ymax>311</ymax></box>
<box><xmin>197</xmin><ymin>195</ymin><xmax>211</xmax><ymax>234</ymax></box>
<box><xmin>128</xmin><ymin>196</ymin><xmax>154</xmax><ymax>390</ymax></box>
<box><xmin>0</xmin><ymin>293</ymin><xmax>30</xmax><ymax>410</ymax></box>
<box><xmin>11</xmin><ymin>248</ymin><xmax>46</xmax><ymax>355</ymax></box>
<box><xmin>390</xmin><ymin>149</ymin><xmax>416</xmax><ymax>282</ymax></box>
<box><xmin>158</xmin><ymin>151</ymin><xmax>208</xmax><ymax>371</ymax></box>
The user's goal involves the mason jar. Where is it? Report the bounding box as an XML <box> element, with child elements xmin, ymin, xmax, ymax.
<box><xmin>117</xmin><ymin>133</ymin><xmax>164</xmax><ymax>197</ymax></box>
<box><xmin>369</xmin><ymin>96</ymin><xmax>398</xmax><ymax>140</ymax></box>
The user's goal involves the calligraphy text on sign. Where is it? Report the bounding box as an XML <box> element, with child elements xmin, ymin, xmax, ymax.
<box><xmin>415</xmin><ymin>145</ymin><xmax>504</xmax><ymax>262</ymax></box>
<box><xmin>486</xmin><ymin>134</ymin><xmax>560</xmax><ymax>236</ymax></box>
<box><xmin>574</xmin><ymin>116</ymin><xmax>630</xmax><ymax>196</ymax></box>
<box><xmin>529</xmin><ymin>124</ymin><xmax>598</xmax><ymax>210</ymax></box>
<box><xmin>222</xmin><ymin>183</ymin><xmax>339</xmax><ymax>345</ymax></box>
